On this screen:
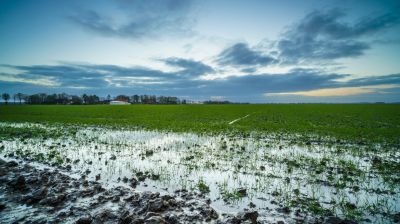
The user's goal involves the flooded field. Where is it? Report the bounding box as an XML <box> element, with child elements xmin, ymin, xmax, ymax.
<box><xmin>0</xmin><ymin>122</ymin><xmax>399</xmax><ymax>223</ymax></box>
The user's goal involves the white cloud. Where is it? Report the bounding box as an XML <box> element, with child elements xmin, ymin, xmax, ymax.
<box><xmin>0</xmin><ymin>73</ymin><xmax>59</xmax><ymax>87</ymax></box>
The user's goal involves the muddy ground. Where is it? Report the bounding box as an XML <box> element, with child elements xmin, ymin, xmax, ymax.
<box><xmin>0</xmin><ymin>158</ymin><xmax>360</xmax><ymax>224</ymax></box>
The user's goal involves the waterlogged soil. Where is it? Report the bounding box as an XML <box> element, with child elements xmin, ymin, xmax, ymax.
<box><xmin>0</xmin><ymin>122</ymin><xmax>399</xmax><ymax>223</ymax></box>
<box><xmin>0</xmin><ymin>158</ymin><xmax>223</xmax><ymax>223</ymax></box>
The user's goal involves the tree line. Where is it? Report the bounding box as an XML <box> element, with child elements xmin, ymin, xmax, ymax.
<box><xmin>1</xmin><ymin>93</ymin><xmax>186</xmax><ymax>105</ymax></box>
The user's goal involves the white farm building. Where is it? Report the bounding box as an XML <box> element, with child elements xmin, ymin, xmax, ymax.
<box><xmin>109</xmin><ymin>100</ymin><xmax>130</xmax><ymax>105</ymax></box>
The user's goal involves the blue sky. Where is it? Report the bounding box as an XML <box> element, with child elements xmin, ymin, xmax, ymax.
<box><xmin>1</xmin><ymin>0</ymin><xmax>400</xmax><ymax>102</ymax></box>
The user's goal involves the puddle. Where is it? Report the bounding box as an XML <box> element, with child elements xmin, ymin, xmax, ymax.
<box><xmin>0</xmin><ymin>122</ymin><xmax>399</xmax><ymax>223</ymax></box>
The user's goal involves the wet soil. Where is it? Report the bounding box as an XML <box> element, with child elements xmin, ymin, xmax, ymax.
<box><xmin>1</xmin><ymin>158</ymin><xmax>225</xmax><ymax>223</ymax></box>
<box><xmin>0</xmin><ymin>158</ymin><xmax>363</xmax><ymax>224</ymax></box>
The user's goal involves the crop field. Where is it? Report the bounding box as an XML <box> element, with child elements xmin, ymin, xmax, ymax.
<box><xmin>1</xmin><ymin>104</ymin><xmax>399</xmax><ymax>144</ymax></box>
<box><xmin>0</xmin><ymin>104</ymin><xmax>399</xmax><ymax>223</ymax></box>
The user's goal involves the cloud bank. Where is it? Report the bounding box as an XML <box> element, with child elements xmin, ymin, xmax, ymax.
<box><xmin>2</xmin><ymin>62</ymin><xmax>400</xmax><ymax>102</ymax></box>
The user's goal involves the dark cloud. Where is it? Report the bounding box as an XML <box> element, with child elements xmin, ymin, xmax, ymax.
<box><xmin>70</xmin><ymin>0</ymin><xmax>193</xmax><ymax>39</ymax></box>
<box><xmin>240</xmin><ymin>67</ymin><xmax>257</xmax><ymax>73</ymax></box>
<box><xmin>212</xmin><ymin>9</ymin><xmax>399</xmax><ymax>68</ymax></box>
<box><xmin>76</xmin><ymin>64</ymin><xmax>175</xmax><ymax>78</ymax></box>
<box><xmin>216</xmin><ymin>43</ymin><xmax>276</xmax><ymax>67</ymax></box>
<box><xmin>2</xmin><ymin>58</ymin><xmax>216</xmax><ymax>90</ymax></box>
<box><xmin>277</xmin><ymin>9</ymin><xmax>399</xmax><ymax>63</ymax></box>
<box><xmin>163</xmin><ymin>57</ymin><xmax>215</xmax><ymax>77</ymax></box>
<box><xmin>199</xmin><ymin>70</ymin><xmax>347</xmax><ymax>96</ymax></box>
<box><xmin>0</xmin><ymin>64</ymin><xmax>376</xmax><ymax>92</ymax></box>
<box><xmin>277</xmin><ymin>39</ymin><xmax>369</xmax><ymax>61</ymax></box>
<box><xmin>344</xmin><ymin>73</ymin><xmax>400</xmax><ymax>87</ymax></box>
<box><xmin>293</xmin><ymin>9</ymin><xmax>398</xmax><ymax>39</ymax></box>
<box><xmin>3</xmin><ymin>64</ymin><xmax>175</xmax><ymax>89</ymax></box>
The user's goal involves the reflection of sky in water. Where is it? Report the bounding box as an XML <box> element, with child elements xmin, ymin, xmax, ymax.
<box><xmin>0</xmin><ymin>122</ymin><xmax>398</xmax><ymax>222</ymax></box>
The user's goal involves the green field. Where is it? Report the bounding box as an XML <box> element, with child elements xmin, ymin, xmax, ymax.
<box><xmin>1</xmin><ymin>104</ymin><xmax>400</xmax><ymax>222</ymax></box>
<box><xmin>1</xmin><ymin>104</ymin><xmax>399</xmax><ymax>145</ymax></box>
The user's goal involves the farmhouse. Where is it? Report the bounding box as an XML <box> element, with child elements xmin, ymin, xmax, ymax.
<box><xmin>109</xmin><ymin>100</ymin><xmax>130</xmax><ymax>105</ymax></box>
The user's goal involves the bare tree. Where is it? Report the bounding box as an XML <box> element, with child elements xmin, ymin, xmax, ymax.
<box><xmin>2</xmin><ymin>93</ymin><xmax>10</xmax><ymax>104</ymax></box>
<box><xmin>133</xmin><ymin>95</ymin><xmax>139</xmax><ymax>103</ymax></box>
<box><xmin>16</xmin><ymin>93</ymin><xmax>24</xmax><ymax>104</ymax></box>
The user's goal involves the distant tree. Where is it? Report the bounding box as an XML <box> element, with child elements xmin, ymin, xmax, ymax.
<box><xmin>15</xmin><ymin>93</ymin><xmax>24</xmax><ymax>104</ymax></box>
<box><xmin>116</xmin><ymin>95</ymin><xmax>129</xmax><ymax>102</ymax></box>
<box><xmin>157</xmin><ymin>96</ymin><xmax>165</xmax><ymax>104</ymax></box>
<box><xmin>131</xmin><ymin>95</ymin><xmax>139</xmax><ymax>103</ymax></box>
<box><xmin>145</xmin><ymin>95</ymin><xmax>151</xmax><ymax>104</ymax></box>
<box><xmin>26</xmin><ymin>94</ymin><xmax>40</xmax><ymax>104</ymax></box>
<box><xmin>44</xmin><ymin>94</ymin><xmax>55</xmax><ymax>104</ymax></box>
<box><xmin>85</xmin><ymin>95</ymin><xmax>99</xmax><ymax>104</ymax></box>
<box><xmin>92</xmin><ymin>95</ymin><xmax>100</xmax><ymax>104</ymax></box>
<box><xmin>57</xmin><ymin>93</ymin><xmax>69</xmax><ymax>104</ymax></box>
<box><xmin>39</xmin><ymin>93</ymin><xmax>47</xmax><ymax>104</ymax></box>
<box><xmin>23</xmin><ymin>94</ymin><xmax>30</xmax><ymax>104</ymax></box>
<box><xmin>2</xmin><ymin>93</ymin><xmax>10</xmax><ymax>104</ymax></box>
<box><xmin>82</xmin><ymin>94</ymin><xmax>88</xmax><ymax>104</ymax></box>
<box><xmin>106</xmin><ymin>94</ymin><xmax>111</xmax><ymax>102</ymax></box>
<box><xmin>168</xmin><ymin>96</ymin><xmax>178</xmax><ymax>104</ymax></box>
<box><xmin>70</xmin><ymin>95</ymin><xmax>83</xmax><ymax>105</ymax></box>
<box><xmin>10</xmin><ymin>92</ymin><xmax>182</xmax><ymax>105</ymax></box>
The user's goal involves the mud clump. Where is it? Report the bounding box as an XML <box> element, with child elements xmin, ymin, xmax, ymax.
<box><xmin>76</xmin><ymin>217</ymin><xmax>92</xmax><ymax>224</ymax></box>
<box><xmin>324</xmin><ymin>216</ymin><xmax>357</xmax><ymax>224</ymax></box>
<box><xmin>8</xmin><ymin>175</ymin><xmax>26</xmax><ymax>190</ymax></box>
<box><xmin>240</xmin><ymin>210</ymin><xmax>258</xmax><ymax>224</ymax></box>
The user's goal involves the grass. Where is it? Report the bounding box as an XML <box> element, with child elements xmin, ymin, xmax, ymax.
<box><xmin>0</xmin><ymin>104</ymin><xmax>399</xmax><ymax>145</ymax></box>
<box><xmin>197</xmin><ymin>179</ymin><xmax>210</xmax><ymax>193</ymax></box>
<box><xmin>0</xmin><ymin>125</ymin><xmax>60</xmax><ymax>140</ymax></box>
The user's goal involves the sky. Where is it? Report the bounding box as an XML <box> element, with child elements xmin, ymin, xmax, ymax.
<box><xmin>1</xmin><ymin>0</ymin><xmax>400</xmax><ymax>103</ymax></box>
